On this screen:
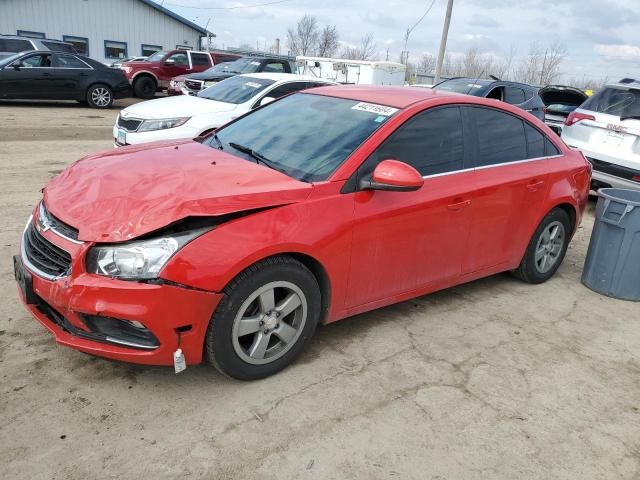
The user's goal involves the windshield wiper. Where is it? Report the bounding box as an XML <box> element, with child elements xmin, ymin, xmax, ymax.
<box><xmin>619</xmin><ymin>114</ymin><xmax>640</xmax><ymax>121</ymax></box>
<box><xmin>228</xmin><ymin>142</ymin><xmax>288</xmax><ymax>175</ymax></box>
<box><xmin>211</xmin><ymin>132</ymin><xmax>223</xmax><ymax>150</ymax></box>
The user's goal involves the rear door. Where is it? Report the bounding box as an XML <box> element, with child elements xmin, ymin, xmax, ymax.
<box><xmin>346</xmin><ymin>106</ymin><xmax>475</xmax><ymax>307</ymax></box>
<box><xmin>189</xmin><ymin>52</ymin><xmax>212</xmax><ymax>72</ymax></box>
<box><xmin>51</xmin><ymin>54</ymin><xmax>92</xmax><ymax>99</ymax></box>
<box><xmin>462</xmin><ymin>106</ymin><xmax>552</xmax><ymax>273</ymax></box>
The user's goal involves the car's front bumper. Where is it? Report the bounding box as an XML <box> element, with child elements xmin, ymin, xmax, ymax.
<box><xmin>15</xmin><ymin>218</ymin><xmax>222</xmax><ymax>366</ymax></box>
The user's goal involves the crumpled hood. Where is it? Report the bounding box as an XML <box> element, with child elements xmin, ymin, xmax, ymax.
<box><xmin>123</xmin><ymin>94</ymin><xmax>237</xmax><ymax>119</ymax></box>
<box><xmin>44</xmin><ymin>141</ymin><xmax>312</xmax><ymax>242</ymax></box>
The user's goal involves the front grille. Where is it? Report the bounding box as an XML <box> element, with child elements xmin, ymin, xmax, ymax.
<box><xmin>23</xmin><ymin>222</ymin><xmax>72</xmax><ymax>278</ymax></box>
<box><xmin>41</xmin><ymin>202</ymin><xmax>79</xmax><ymax>240</ymax></box>
<box><xmin>185</xmin><ymin>79</ymin><xmax>203</xmax><ymax>91</ymax></box>
<box><xmin>117</xmin><ymin>116</ymin><xmax>142</xmax><ymax>132</ymax></box>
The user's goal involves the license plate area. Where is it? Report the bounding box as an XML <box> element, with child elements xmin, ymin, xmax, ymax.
<box><xmin>117</xmin><ymin>129</ymin><xmax>127</xmax><ymax>145</ymax></box>
<box><xmin>14</xmin><ymin>255</ymin><xmax>38</xmax><ymax>304</ymax></box>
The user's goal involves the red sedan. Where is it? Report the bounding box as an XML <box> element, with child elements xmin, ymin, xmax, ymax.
<box><xmin>14</xmin><ymin>86</ymin><xmax>591</xmax><ymax>379</ymax></box>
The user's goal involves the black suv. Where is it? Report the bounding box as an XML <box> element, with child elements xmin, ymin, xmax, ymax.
<box><xmin>182</xmin><ymin>56</ymin><xmax>296</xmax><ymax>94</ymax></box>
<box><xmin>0</xmin><ymin>35</ymin><xmax>77</xmax><ymax>60</ymax></box>
<box><xmin>433</xmin><ymin>77</ymin><xmax>545</xmax><ymax>121</ymax></box>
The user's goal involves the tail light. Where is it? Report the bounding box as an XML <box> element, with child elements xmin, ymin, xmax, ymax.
<box><xmin>543</xmin><ymin>107</ymin><xmax>548</xmax><ymax>114</ymax></box>
<box><xmin>565</xmin><ymin>111</ymin><xmax>595</xmax><ymax>127</ymax></box>
<box><xmin>632</xmin><ymin>176</ymin><xmax>640</xmax><ymax>183</ymax></box>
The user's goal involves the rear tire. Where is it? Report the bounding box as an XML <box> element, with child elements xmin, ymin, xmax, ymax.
<box><xmin>205</xmin><ymin>256</ymin><xmax>321</xmax><ymax>380</ymax></box>
<box><xmin>133</xmin><ymin>76</ymin><xmax>156</xmax><ymax>99</ymax></box>
<box><xmin>86</xmin><ymin>84</ymin><xmax>113</xmax><ymax>109</ymax></box>
<box><xmin>512</xmin><ymin>208</ymin><xmax>571</xmax><ymax>284</ymax></box>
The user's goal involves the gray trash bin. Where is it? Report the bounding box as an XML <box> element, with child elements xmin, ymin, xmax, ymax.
<box><xmin>582</xmin><ymin>188</ymin><xmax>640</xmax><ymax>301</ymax></box>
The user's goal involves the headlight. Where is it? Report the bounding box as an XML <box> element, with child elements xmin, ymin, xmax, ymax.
<box><xmin>86</xmin><ymin>229</ymin><xmax>208</xmax><ymax>279</ymax></box>
<box><xmin>137</xmin><ymin>117</ymin><xmax>191</xmax><ymax>132</ymax></box>
<box><xmin>121</xmin><ymin>66</ymin><xmax>131</xmax><ymax>73</ymax></box>
<box><xmin>170</xmin><ymin>80</ymin><xmax>183</xmax><ymax>88</ymax></box>
<box><xmin>204</xmin><ymin>80</ymin><xmax>218</xmax><ymax>87</ymax></box>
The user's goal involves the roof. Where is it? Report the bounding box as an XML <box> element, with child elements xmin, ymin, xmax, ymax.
<box><xmin>138</xmin><ymin>0</ymin><xmax>213</xmax><ymax>36</ymax></box>
<box><xmin>305</xmin><ymin>85</ymin><xmax>452</xmax><ymax>108</ymax></box>
<box><xmin>239</xmin><ymin>72</ymin><xmax>337</xmax><ymax>83</ymax></box>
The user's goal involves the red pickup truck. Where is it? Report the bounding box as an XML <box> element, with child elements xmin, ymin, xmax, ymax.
<box><xmin>120</xmin><ymin>49</ymin><xmax>240</xmax><ymax>99</ymax></box>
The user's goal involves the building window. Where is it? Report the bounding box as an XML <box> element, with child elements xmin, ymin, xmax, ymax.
<box><xmin>17</xmin><ymin>30</ymin><xmax>45</xmax><ymax>39</ymax></box>
<box><xmin>141</xmin><ymin>44</ymin><xmax>162</xmax><ymax>57</ymax></box>
<box><xmin>63</xmin><ymin>35</ymin><xmax>89</xmax><ymax>55</ymax></box>
<box><xmin>104</xmin><ymin>40</ymin><xmax>127</xmax><ymax>59</ymax></box>
<box><xmin>176</xmin><ymin>45</ymin><xmax>192</xmax><ymax>51</ymax></box>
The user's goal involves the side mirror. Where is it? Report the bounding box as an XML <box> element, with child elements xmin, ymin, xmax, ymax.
<box><xmin>360</xmin><ymin>159</ymin><xmax>423</xmax><ymax>192</ymax></box>
<box><xmin>12</xmin><ymin>63</ymin><xmax>22</xmax><ymax>70</ymax></box>
<box><xmin>259</xmin><ymin>96</ymin><xmax>275</xmax><ymax>106</ymax></box>
<box><xmin>164</xmin><ymin>59</ymin><xmax>175</xmax><ymax>66</ymax></box>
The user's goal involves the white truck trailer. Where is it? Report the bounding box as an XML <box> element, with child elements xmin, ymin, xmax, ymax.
<box><xmin>296</xmin><ymin>57</ymin><xmax>406</xmax><ymax>85</ymax></box>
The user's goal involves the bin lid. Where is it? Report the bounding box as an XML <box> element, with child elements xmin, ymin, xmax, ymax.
<box><xmin>599</xmin><ymin>188</ymin><xmax>640</xmax><ymax>206</ymax></box>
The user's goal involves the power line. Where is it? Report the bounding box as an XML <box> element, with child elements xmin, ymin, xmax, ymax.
<box><xmin>401</xmin><ymin>0</ymin><xmax>438</xmax><ymax>64</ymax></box>
<box><xmin>162</xmin><ymin>0</ymin><xmax>296</xmax><ymax>10</ymax></box>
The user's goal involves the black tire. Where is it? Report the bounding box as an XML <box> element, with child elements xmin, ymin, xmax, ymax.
<box><xmin>512</xmin><ymin>208</ymin><xmax>572</xmax><ymax>284</ymax></box>
<box><xmin>86</xmin><ymin>84</ymin><xmax>113</xmax><ymax>109</ymax></box>
<box><xmin>133</xmin><ymin>76</ymin><xmax>156</xmax><ymax>99</ymax></box>
<box><xmin>205</xmin><ymin>256</ymin><xmax>321</xmax><ymax>380</ymax></box>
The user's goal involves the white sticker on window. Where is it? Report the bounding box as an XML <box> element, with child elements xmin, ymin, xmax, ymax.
<box><xmin>351</xmin><ymin>102</ymin><xmax>398</xmax><ymax>116</ymax></box>
<box><xmin>250</xmin><ymin>61</ymin><xmax>260</xmax><ymax>66</ymax></box>
<box><xmin>244</xmin><ymin>82</ymin><xmax>262</xmax><ymax>88</ymax></box>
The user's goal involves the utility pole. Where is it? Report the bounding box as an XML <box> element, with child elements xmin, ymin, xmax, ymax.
<box><xmin>434</xmin><ymin>0</ymin><xmax>454</xmax><ymax>84</ymax></box>
<box><xmin>539</xmin><ymin>48</ymin><xmax>548</xmax><ymax>85</ymax></box>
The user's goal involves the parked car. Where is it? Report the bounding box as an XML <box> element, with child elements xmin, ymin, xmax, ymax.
<box><xmin>0</xmin><ymin>51</ymin><xmax>130</xmax><ymax>108</ymax></box>
<box><xmin>178</xmin><ymin>56</ymin><xmax>296</xmax><ymax>95</ymax></box>
<box><xmin>168</xmin><ymin>54</ymin><xmax>242</xmax><ymax>96</ymax></box>
<box><xmin>120</xmin><ymin>49</ymin><xmax>240</xmax><ymax>99</ymax></box>
<box><xmin>0</xmin><ymin>34</ymin><xmax>76</xmax><ymax>60</ymax></box>
<box><xmin>562</xmin><ymin>78</ymin><xmax>640</xmax><ymax>191</ymax></box>
<box><xmin>433</xmin><ymin>77</ymin><xmax>545</xmax><ymax>120</ymax></box>
<box><xmin>15</xmin><ymin>85</ymin><xmax>590</xmax><ymax>379</ymax></box>
<box><xmin>539</xmin><ymin>85</ymin><xmax>588</xmax><ymax>135</ymax></box>
<box><xmin>114</xmin><ymin>73</ymin><xmax>335</xmax><ymax>146</ymax></box>
<box><xmin>110</xmin><ymin>56</ymin><xmax>146</xmax><ymax>69</ymax></box>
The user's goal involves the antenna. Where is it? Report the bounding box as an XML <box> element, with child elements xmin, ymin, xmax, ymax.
<box><xmin>465</xmin><ymin>70</ymin><xmax>485</xmax><ymax>96</ymax></box>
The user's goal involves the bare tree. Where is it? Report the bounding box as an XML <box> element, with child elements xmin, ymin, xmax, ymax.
<box><xmin>342</xmin><ymin>33</ymin><xmax>377</xmax><ymax>60</ymax></box>
<box><xmin>287</xmin><ymin>15</ymin><xmax>320</xmax><ymax>56</ymax></box>
<box><xmin>417</xmin><ymin>53</ymin><xmax>436</xmax><ymax>74</ymax></box>
<box><xmin>514</xmin><ymin>41</ymin><xmax>567</xmax><ymax>85</ymax></box>
<box><xmin>317</xmin><ymin>25</ymin><xmax>339</xmax><ymax>57</ymax></box>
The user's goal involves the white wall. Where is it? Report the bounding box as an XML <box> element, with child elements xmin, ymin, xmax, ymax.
<box><xmin>0</xmin><ymin>0</ymin><xmax>203</xmax><ymax>64</ymax></box>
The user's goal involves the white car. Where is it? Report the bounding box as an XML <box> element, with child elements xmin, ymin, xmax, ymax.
<box><xmin>113</xmin><ymin>73</ymin><xmax>336</xmax><ymax>146</ymax></box>
<box><xmin>562</xmin><ymin>79</ymin><xmax>640</xmax><ymax>191</ymax></box>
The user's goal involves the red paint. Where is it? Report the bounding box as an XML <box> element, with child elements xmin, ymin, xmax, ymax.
<box><xmin>18</xmin><ymin>87</ymin><xmax>590</xmax><ymax>366</ymax></box>
<box><xmin>371</xmin><ymin>159</ymin><xmax>424</xmax><ymax>189</ymax></box>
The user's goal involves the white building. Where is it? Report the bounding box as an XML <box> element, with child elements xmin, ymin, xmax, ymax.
<box><xmin>0</xmin><ymin>0</ymin><xmax>212</xmax><ymax>64</ymax></box>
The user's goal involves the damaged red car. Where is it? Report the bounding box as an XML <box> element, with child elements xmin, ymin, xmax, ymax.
<box><xmin>14</xmin><ymin>86</ymin><xmax>591</xmax><ymax>379</ymax></box>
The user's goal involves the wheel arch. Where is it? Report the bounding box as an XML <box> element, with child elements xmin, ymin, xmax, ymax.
<box><xmin>131</xmin><ymin>71</ymin><xmax>159</xmax><ymax>84</ymax></box>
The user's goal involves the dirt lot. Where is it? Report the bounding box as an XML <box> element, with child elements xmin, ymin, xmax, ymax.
<box><xmin>1</xmin><ymin>99</ymin><xmax>639</xmax><ymax>480</ymax></box>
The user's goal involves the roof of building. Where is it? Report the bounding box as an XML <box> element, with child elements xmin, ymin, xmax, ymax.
<box><xmin>138</xmin><ymin>0</ymin><xmax>214</xmax><ymax>36</ymax></box>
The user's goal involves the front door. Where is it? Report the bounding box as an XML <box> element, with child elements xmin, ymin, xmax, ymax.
<box><xmin>3</xmin><ymin>53</ymin><xmax>55</xmax><ymax>98</ymax></box>
<box><xmin>164</xmin><ymin>51</ymin><xmax>190</xmax><ymax>78</ymax></box>
<box><xmin>52</xmin><ymin>54</ymin><xmax>92</xmax><ymax>99</ymax></box>
<box><xmin>347</xmin><ymin>106</ymin><xmax>475</xmax><ymax>308</ymax></box>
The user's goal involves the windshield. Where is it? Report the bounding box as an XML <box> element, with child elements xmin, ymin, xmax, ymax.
<box><xmin>208</xmin><ymin>93</ymin><xmax>397</xmax><ymax>182</ymax></box>
<box><xmin>197</xmin><ymin>76</ymin><xmax>274</xmax><ymax>104</ymax></box>
<box><xmin>0</xmin><ymin>52</ymin><xmax>23</xmax><ymax>67</ymax></box>
<box><xmin>434</xmin><ymin>78</ymin><xmax>490</xmax><ymax>95</ymax></box>
<box><xmin>581</xmin><ymin>87</ymin><xmax>640</xmax><ymax>118</ymax></box>
<box><xmin>223</xmin><ymin>58</ymin><xmax>262</xmax><ymax>74</ymax></box>
<box><xmin>147</xmin><ymin>50</ymin><xmax>169</xmax><ymax>62</ymax></box>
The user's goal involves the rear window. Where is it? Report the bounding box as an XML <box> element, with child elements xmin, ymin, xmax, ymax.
<box><xmin>581</xmin><ymin>87</ymin><xmax>640</xmax><ymax>118</ymax></box>
<box><xmin>42</xmin><ymin>41</ymin><xmax>75</xmax><ymax>53</ymax></box>
<box><xmin>0</xmin><ymin>38</ymin><xmax>33</xmax><ymax>53</ymax></box>
<box><xmin>433</xmin><ymin>78</ymin><xmax>490</xmax><ymax>95</ymax></box>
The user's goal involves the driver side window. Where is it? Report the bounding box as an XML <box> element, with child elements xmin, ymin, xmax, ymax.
<box><xmin>365</xmin><ymin>106</ymin><xmax>465</xmax><ymax>177</ymax></box>
<box><xmin>166</xmin><ymin>52</ymin><xmax>188</xmax><ymax>66</ymax></box>
<box><xmin>17</xmin><ymin>54</ymin><xmax>52</xmax><ymax>68</ymax></box>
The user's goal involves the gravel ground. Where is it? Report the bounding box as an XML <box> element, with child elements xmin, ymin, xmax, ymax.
<box><xmin>0</xmin><ymin>99</ymin><xmax>639</xmax><ymax>480</ymax></box>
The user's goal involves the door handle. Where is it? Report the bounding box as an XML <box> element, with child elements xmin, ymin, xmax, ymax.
<box><xmin>526</xmin><ymin>180</ymin><xmax>545</xmax><ymax>192</ymax></box>
<box><xmin>447</xmin><ymin>199</ymin><xmax>471</xmax><ymax>211</ymax></box>
<box><xmin>42</xmin><ymin>72</ymin><xmax>52</xmax><ymax>76</ymax></box>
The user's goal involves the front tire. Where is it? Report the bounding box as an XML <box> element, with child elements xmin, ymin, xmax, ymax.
<box><xmin>512</xmin><ymin>208</ymin><xmax>571</xmax><ymax>284</ymax></box>
<box><xmin>133</xmin><ymin>76</ymin><xmax>156</xmax><ymax>99</ymax></box>
<box><xmin>86</xmin><ymin>84</ymin><xmax>113</xmax><ymax>108</ymax></box>
<box><xmin>205</xmin><ymin>256</ymin><xmax>321</xmax><ymax>380</ymax></box>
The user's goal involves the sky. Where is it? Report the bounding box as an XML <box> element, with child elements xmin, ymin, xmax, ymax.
<box><xmin>163</xmin><ymin>0</ymin><xmax>640</xmax><ymax>82</ymax></box>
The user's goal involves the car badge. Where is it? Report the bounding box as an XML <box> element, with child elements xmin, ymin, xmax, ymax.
<box><xmin>121</xmin><ymin>110</ymin><xmax>129</xmax><ymax>118</ymax></box>
<box><xmin>607</xmin><ymin>123</ymin><xmax>627</xmax><ymax>133</ymax></box>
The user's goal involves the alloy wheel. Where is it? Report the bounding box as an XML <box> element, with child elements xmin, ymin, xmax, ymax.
<box><xmin>91</xmin><ymin>87</ymin><xmax>111</xmax><ymax>107</ymax></box>
<box><xmin>232</xmin><ymin>281</ymin><xmax>307</xmax><ymax>365</ymax></box>
<box><xmin>534</xmin><ymin>220</ymin><xmax>565</xmax><ymax>273</ymax></box>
